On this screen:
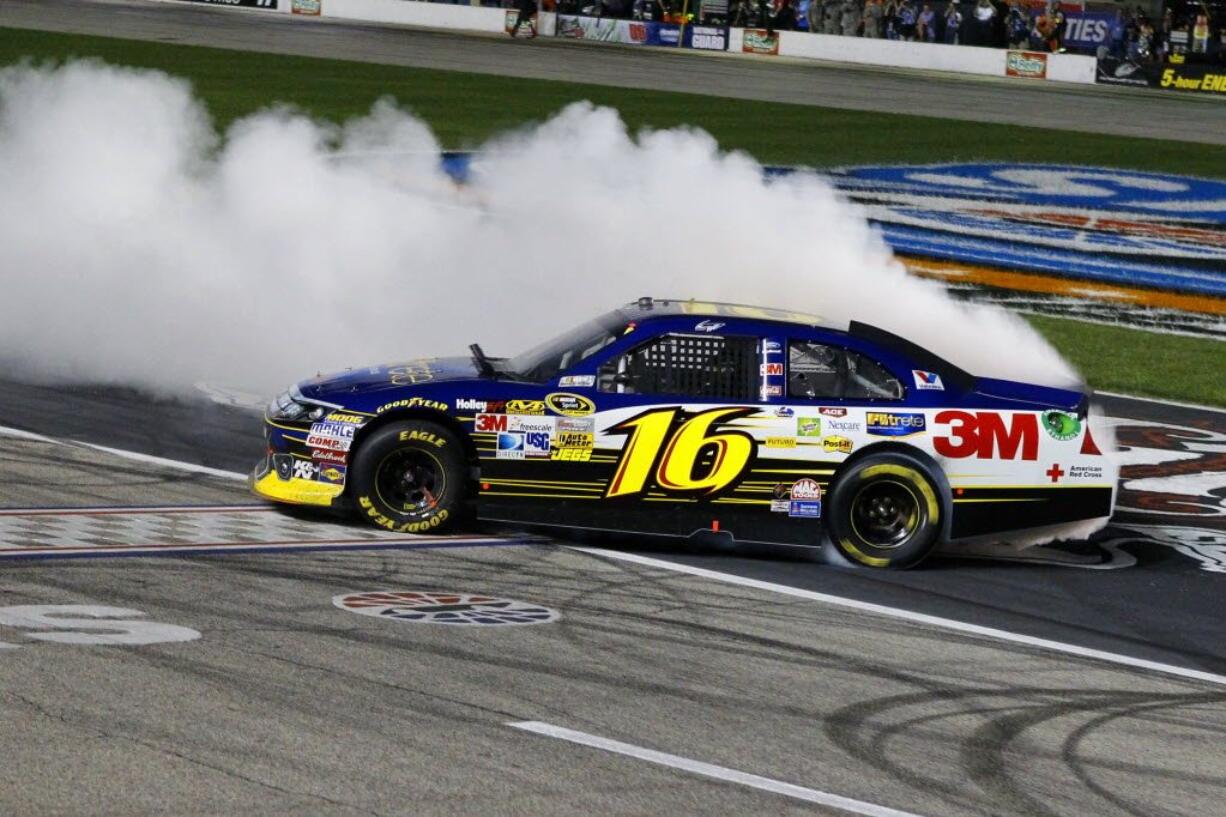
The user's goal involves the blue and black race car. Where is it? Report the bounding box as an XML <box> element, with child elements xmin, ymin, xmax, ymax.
<box><xmin>252</xmin><ymin>298</ymin><xmax>1115</xmax><ymax>568</ymax></box>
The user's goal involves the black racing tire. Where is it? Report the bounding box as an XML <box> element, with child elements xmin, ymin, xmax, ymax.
<box><xmin>349</xmin><ymin>421</ymin><xmax>465</xmax><ymax>534</ymax></box>
<box><xmin>826</xmin><ymin>454</ymin><xmax>942</xmax><ymax>569</ymax></box>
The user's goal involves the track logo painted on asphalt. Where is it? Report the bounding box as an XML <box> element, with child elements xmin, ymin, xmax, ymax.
<box><xmin>1107</xmin><ymin>415</ymin><xmax>1226</xmax><ymax>573</ymax></box>
<box><xmin>333</xmin><ymin>591</ymin><xmax>560</xmax><ymax>626</ymax></box>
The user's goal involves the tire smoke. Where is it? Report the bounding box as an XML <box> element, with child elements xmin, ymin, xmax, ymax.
<box><xmin>0</xmin><ymin>61</ymin><xmax>1079</xmax><ymax>398</ymax></box>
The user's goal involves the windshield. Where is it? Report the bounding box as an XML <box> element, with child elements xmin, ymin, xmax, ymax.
<box><xmin>503</xmin><ymin>312</ymin><xmax>622</xmax><ymax>383</ymax></box>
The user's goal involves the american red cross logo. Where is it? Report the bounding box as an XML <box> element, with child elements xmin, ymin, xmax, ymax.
<box><xmin>1046</xmin><ymin>463</ymin><xmax>1065</xmax><ymax>483</ymax></box>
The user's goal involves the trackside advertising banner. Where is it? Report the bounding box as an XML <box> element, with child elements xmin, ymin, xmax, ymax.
<box><xmin>1096</xmin><ymin>58</ymin><xmax>1226</xmax><ymax>95</ymax></box>
<box><xmin>1058</xmin><ymin>11</ymin><xmax>1116</xmax><ymax>51</ymax></box>
<box><xmin>555</xmin><ymin>16</ymin><xmax>728</xmax><ymax>50</ymax></box>
<box><xmin>176</xmin><ymin>0</ymin><xmax>278</xmax><ymax>7</ymax></box>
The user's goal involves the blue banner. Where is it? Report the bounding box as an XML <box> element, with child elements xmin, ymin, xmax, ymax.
<box><xmin>1058</xmin><ymin>11</ymin><xmax>1119</xmax><ymax>51</ymax></box>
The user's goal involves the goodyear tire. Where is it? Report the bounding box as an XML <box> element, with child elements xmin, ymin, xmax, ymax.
<box><xmin>826</xmin><ymin>454</ymin><xmax>942</xmax><ymax>569</ymax></box>
<box><xmin>350</xmin><ymin>421</ymin><xmax>464</xmax><ymax>534</ymax></box>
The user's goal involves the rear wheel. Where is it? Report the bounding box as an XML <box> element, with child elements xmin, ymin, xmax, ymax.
<box><xmin>826</xmin><ymin>454</ymin><xmax>942</xmax><ymax>569</ymax></box>
<box><xmin>350</xmin><ymin>421</ymin><xmax>465</xmax><ymax>533</ymax></box>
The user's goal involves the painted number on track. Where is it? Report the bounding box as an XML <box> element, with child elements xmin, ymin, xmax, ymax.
<box><xmin>0</xmin><ymin>605</ymin><xmax>201</xmax><ymax>648</ymax></box>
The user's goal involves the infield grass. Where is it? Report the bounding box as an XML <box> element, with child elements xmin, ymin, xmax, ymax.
<box><xmin>2</xmin><ymin>26</ymin><xmax>1221</xmax><ymax>405</ymax></box>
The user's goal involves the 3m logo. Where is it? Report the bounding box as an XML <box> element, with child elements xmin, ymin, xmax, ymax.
<box><xmin>934</xmin><ymin>411</ymin><xmax>1039</xmax><ymax>461</ymax></box>
<box><xmin>475</xmin><ymin>414</ymin><xmax>508</xmax><ymax>433</ymax></box>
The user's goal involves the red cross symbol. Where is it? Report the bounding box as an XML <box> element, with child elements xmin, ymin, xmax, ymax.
<box><xmin>1046</xmin><ymin>463</ymin><xmax>1065</xmax><ymax>483</ymax></box>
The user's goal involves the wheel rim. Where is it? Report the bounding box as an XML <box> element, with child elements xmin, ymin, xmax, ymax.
<box><xmin>849</xmin><ymin>479</ymin><xmax>922</xmax><ymax>549</ymax></box>
<box><xmin>374</xmin><ymin>449</ymin><xmax>445</xmax><ymax>515</ymax></box>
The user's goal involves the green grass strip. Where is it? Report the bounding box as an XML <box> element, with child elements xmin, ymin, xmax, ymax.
<box><xmin>2</xmin><ymin>26</ymin><xmax>1223</xmax><ymax>177</ymax></box>
<box><xmin>1026</xmin><ymin>315</ymin><xmax>1225</xmax><ymax>406</ymax></box>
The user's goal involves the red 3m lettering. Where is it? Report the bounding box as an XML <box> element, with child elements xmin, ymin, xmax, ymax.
<box><xmin>933</xmin><ymin>410</ymin><xmax>977</xmax><ymax>458</ymax></box>
<box><xmin>475</xmin><ymin>414</ymin><xmax>508</xmax><ymax>433</ymax></box>
<box><xmin>935</xmin><ymin>411</ymin><xmax>1039</xmax><ymax>461</ymax></box>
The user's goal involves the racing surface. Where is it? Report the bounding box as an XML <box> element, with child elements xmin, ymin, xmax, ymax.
<box><xmin>4</xmin><ymin>4</ymin><xmax>1226</xmax><ymax>813</ymax></box>
<box><xmin>2</xmin><ymin>0</ymin><xmax>1224</xmax><ymax>145</ymax></box>
<box><xmin>2</xmin><ymin>380</ymin><xmax>1225</xmax><ymax>815</ymax></box>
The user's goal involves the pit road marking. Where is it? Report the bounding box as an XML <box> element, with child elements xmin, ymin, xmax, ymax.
<box><xmin>509</xmin><ymin>721</ymin><xmax>926</xmax><ymax>817</ymax></box>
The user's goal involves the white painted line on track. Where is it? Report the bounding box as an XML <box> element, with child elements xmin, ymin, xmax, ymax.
<box><xmin>10</xmin><ymin>425</ymin><xmax>1226</xmax><ymax>686</ymax></box>
<box><xmin>509</xmin><ymin>720</ymin><xmax>926</xmax><ymax>817</ymax></box>
<box><xmin>1097</xmin><ymin>391</ymin><xmax>1226</xmax><ymax>415</ymax></box>
<box><xmin>572</xmin><ymin>548</ymin><xmax>1226</xmax><ymax>688</ymax></box>
<box><xmin>0</xmin><ymin>424</ymin><xmax>247</xmax><ymax>481</ymax></box>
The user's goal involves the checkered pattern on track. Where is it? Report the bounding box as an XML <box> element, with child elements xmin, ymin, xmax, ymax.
<box><xmin>0</xmin><ymin>505</ymin><xmax>515</xmax><ymax>559</ymax></box>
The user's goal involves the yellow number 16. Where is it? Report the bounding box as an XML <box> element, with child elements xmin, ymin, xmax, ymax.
<box><xmin>605</xmin><ymin>407</ymin><xmax>756</xmax><ymax>498</ymax></box>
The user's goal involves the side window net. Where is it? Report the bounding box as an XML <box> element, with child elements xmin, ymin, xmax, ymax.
<box><xmin>605</xmin><ymin>334</ymin><xmax>758</xmax><ymax>400</ymax></box>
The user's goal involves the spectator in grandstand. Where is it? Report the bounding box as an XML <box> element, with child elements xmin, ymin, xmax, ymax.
<box><xmin>970</xmin><ymin>0</ymin><xmax>997</xmax><ymax>44</ymax></box>
<box><xmin>916</xmin><ymin>2</ymin><xmax>936</xmax><ymax>40</ymax></box>
<box><xmin>942</xmin><ymin>0</ymin><xmax>961</xmax><ymax>42</ymax></box>
<box><xmin>1006</xmin><ymin>0</ymin><xmax>1029</xmax><ymax>48</ymax></box>
<box><xmin>1050</xmin><ymin>2</ymin><xmax>1067</xmax><ymax>51</ymax></box>
<box><xmin>823</xmin><ymin>0</ymin><xmax>843</xmax><ymax>32</ymax></box>
<box><xmin>897</xmin><ymin>0</ymin><xmax>918</xmax><ymax>39</ymax></box>
<box><xmin>509</xmin><ymin>0</ymin><xmax>538</xmax><ymax>37</ymax></box>
<box><xmin>808</xmin><ymin>0</ymin><xmax>825</xmax><ymax>32</ymax></box>
<box><xmin>1131</xmin><ymin>19</ymin><xmax>1155</xmax><ymax>59</ymax></box>
<box><xmin>730</xmin><ymin>0</ymin><xmax>754</xmax><ymax>26</ymax></box>
<box><xmin>864</xmin><ymin>0</ymin><xmax>884</xmax><ymax>36</ymax></box>
<box><xmin>841</xmin><ymin>0</ymin><xmax>862</xmax><ymax>35</ymax></box>
<box><xmin>883</xmin><ymin>0</ymin><xmax>898</xmax><ymax>37</ymax></box>
<box><xmin>770</xmin><ymin>0</ymin><xmax>798</xmax><ymax>31</ymax></box>
<box><xmin>1192</xmin><ymin>1</ymin><xmax>1211</xmax><ymax>52</ymax></box>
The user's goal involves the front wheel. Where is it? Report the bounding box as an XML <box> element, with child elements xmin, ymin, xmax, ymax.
<box><xmin>349</xmin><ymin>421</ymin><xmax>465</xmax><ymax>533</ymax></box>
<box><xmin>826</xmin><ymin>454</ymin><xmax>942</xmax><ymax>569</ymax></box>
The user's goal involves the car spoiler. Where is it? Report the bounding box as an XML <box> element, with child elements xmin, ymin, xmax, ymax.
<box><xmin>848</xmin><ymin>321</ymin><xmax>977</xmax><ymax>393</ymax></box>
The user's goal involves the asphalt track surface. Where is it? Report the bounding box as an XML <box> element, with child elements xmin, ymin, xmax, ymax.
<box><xmin>1</xmin><ymin>379</ymin><xmax>1225</xmax><ymax>815</ymax></box>
<box><xmin>2</xmin><ymin>0</ymin><xmax>1224</xmax><ymax>145</ymax></box>
<box><xmin>4</xmin><ymin>5</ymin><xmax>1226</xmax><ymax>814</ymax></box>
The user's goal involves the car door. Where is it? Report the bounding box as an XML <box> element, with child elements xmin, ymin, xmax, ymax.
<box><xmin>478</xmin><ymin>326</ymin><xmax>771</xmax><ymax>539</ymax></box>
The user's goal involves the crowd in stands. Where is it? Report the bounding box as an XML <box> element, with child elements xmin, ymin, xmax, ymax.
<box><xmin>545</xmin><ymin>0</ymin><xmax>1225</xmax><ymax>59</ymax></box>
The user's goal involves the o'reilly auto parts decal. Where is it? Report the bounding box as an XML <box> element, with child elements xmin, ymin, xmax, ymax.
<box><xmin>177</xmin><ymin>0</ymin><xmax>278</xmax><ymax>8</ymax></box>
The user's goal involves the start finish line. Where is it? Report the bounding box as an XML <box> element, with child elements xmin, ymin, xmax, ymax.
<box><xmin>0</xmin><ymin>505</ymin><xmax>531</xmax><ymax>560</ymax></box>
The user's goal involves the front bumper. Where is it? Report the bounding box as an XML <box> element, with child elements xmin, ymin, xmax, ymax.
<box><xmin>248</xmin><ymin>458</ymin><xmax>343</xmax><ymax>502</ymax></box>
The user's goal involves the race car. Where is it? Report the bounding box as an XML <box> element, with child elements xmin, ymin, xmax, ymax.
<box><xmin>252</xmin><ymin>298</ymin><xmax>1116</xmax><ymax>568</ymax></box>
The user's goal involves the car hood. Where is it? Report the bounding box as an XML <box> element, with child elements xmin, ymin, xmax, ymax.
<box><xmin>297</xmin><ymin>356</ymin><xmax>480</xmax><ymax>401</ymax></box>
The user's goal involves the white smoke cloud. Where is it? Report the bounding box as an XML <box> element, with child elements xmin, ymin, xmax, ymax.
<box><xmin>0</xmin><ymin>60</ymin><xmax>1079</xmax><ymax>397</ymax></box>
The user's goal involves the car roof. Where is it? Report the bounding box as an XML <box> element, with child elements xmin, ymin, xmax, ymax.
<box><xmin>617</xmin><ymin>297</ymin><xmax>830</xmax><ymax>329</ymax></box>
